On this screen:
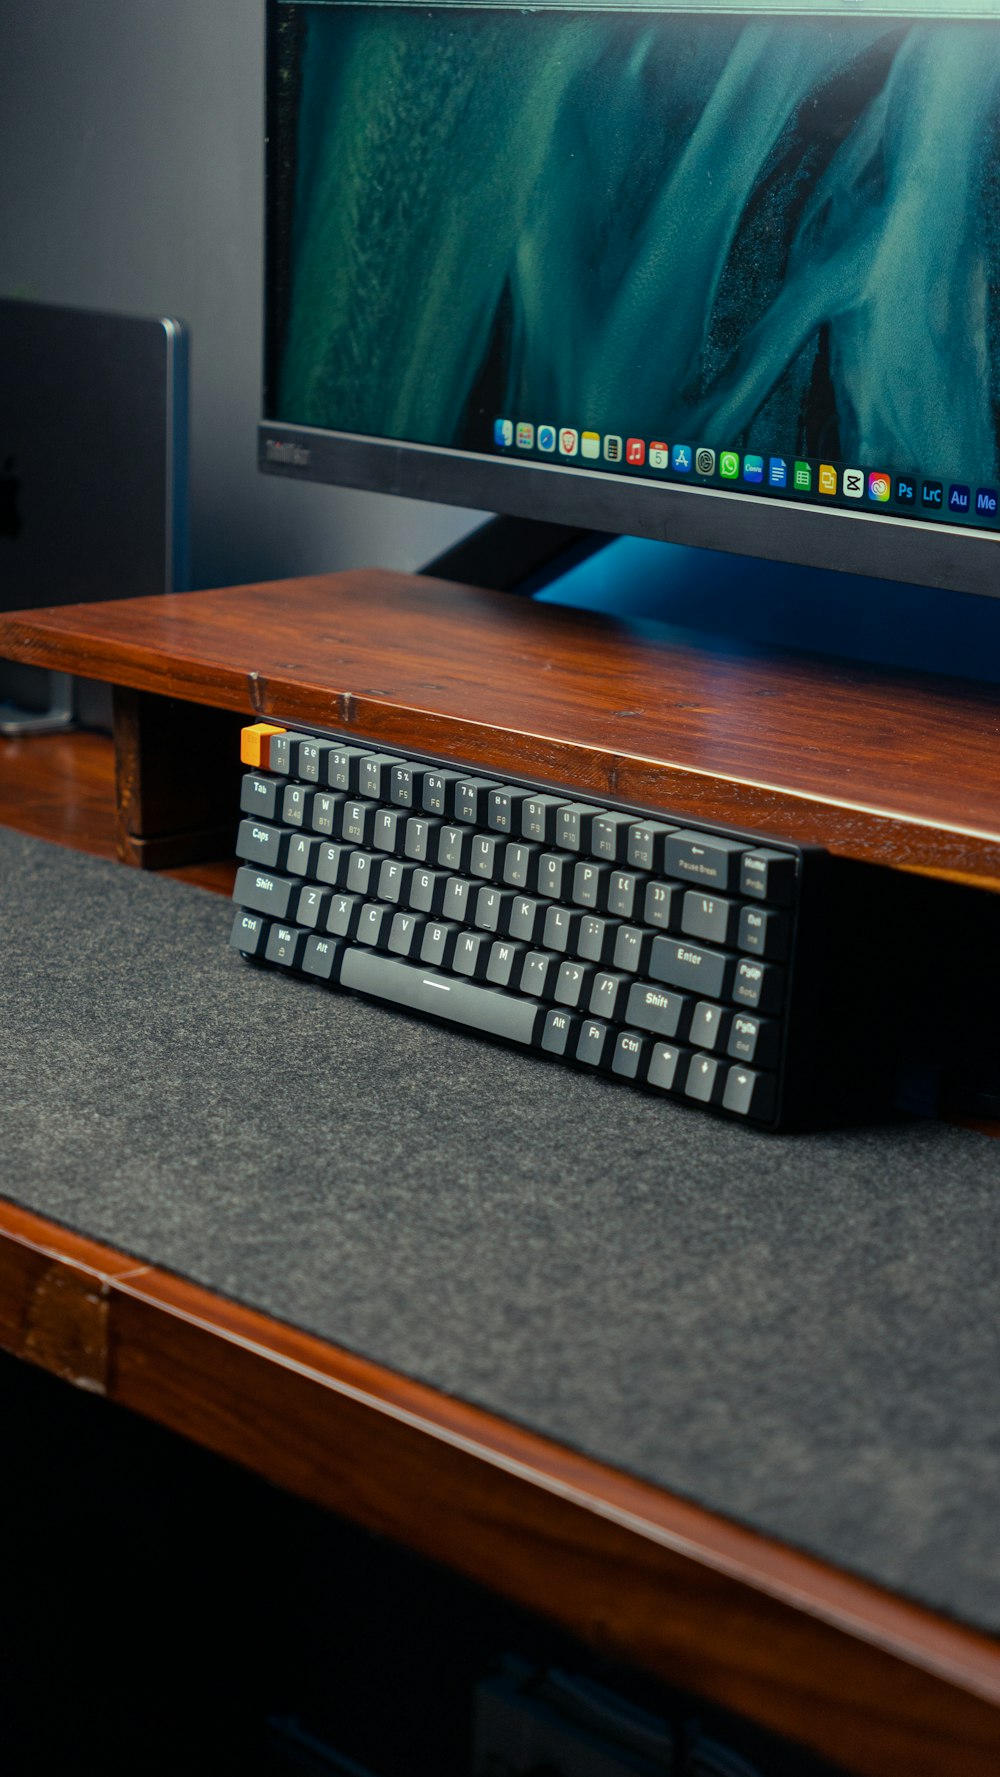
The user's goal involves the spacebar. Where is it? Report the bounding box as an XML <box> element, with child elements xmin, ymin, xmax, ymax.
<box><xmin>340</xmin><ymin>949</ymin><xmax>541</xmax><ymax>1045</ymax></box>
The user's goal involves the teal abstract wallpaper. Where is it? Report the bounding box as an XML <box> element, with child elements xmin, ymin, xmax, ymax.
<box><xmin>271</xmin><ymin>4</ymin><xmax>1000</xmax><ymax>500</ymax></box>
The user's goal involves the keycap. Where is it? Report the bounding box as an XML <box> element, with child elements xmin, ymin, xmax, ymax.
<box><xmin>419</xmin><ymin>920</ymin><xmax>459</xmax><ymax>969</ymax></box>
<box><xmin>556</xmin><ymin>804</ymin><xmax>600</xmax><ymax>852</ymax></box>
<box><xmin>358</xmin><ymin>902</ymin><xmax>392</xmax><ymax>945</ymax></box>
<box><xmin>421</xmin><ymin>770</ymin><xmax>463</xmax><ymax>817</ymax></box>
<box><xmin>309</xmin><ymin>793</ymin><xmax>342</xmax><ymax>837</ymax></box>
<box><xmin>731</xmin><ymin>957</ymin><xmax>784</xmax><ymax>1014</ymax></box>
<box><xmin>302</xmin><ymin>934</ymin><xmax>343</xmax><ymax>980</ymax></box>
<box><xmin>723</xmin><ymin>1064</ymin><xmax>776</xmax><ymax>1121</ymax></box>
<box><xmin>325</xmin><ymin>746</ymin><xmax>365</xmax><ymax>792</ymax></box>
<box><xmin>519</xmin><ymin>951</ymin><xmax>559</xmax><ymax>999</ymax></box>
<box><xmin>234</xmin><ymin>866</ymin><xmax>299</xmax><ymax>920</ymax></box>
<box><xmin>738</xmin><ymin>904</ymin><xmax>790</xmax><ymax>960</ymax></box>
<box><xmin>646</xmin><ymin>1043</ymin><xmax>688</xmax><ymax>1093</ymax></box>
<box><xmin>469</xmin><ymin>833</ymin><xmax>504</xmax><ymax>879</ymax></box>
<box><xmin>643</xmin><ymin>880</ymin><xmax>681</xmax><ymax>929</ymax></box>
<box><xmin>577</xmin><ymin>916</ymin><xmax>620</xmax><ymax>965</ymax></box>
<box><xmin>537</xmin><ymin>853</ymin><xmax>570</xmax><ymax>899</ymax></box>
<box><xmin>572</xmin><ymin>860</ymin><xmax>611</xmax><ymax>910</ymax></box>
<box><xmin>387</xmin><ymin>911</ymin><xmax>423</xmax><ymax>959</ymax></box>
<box><xmin>358</xmin><ymin>754</ymin><xmax>397</xmax><ymax>800</ymax></box>
<box><xmin>240</xmin><ymin>723</ymin><xmax>285</xmax><ymax>770</ymax></box>
<box><xmin>453</xmin><ymin>931</ymin><xmax>492</xmax><ymax>979</ymax></box>
<box><xmin>340</xmin><ymin>800</ymin><xmax>378</xmax><ymax>847</ymax></box>
<box><xmin>542</xmin><ymin>905</ymin><xmax>583</xmax><ymax>954</ymax></box>
<box><xmin>508</xmin><ymin>896</ymin><xmax>542</xmax><ymax>943</ymax></box>
<box><xmin>727</xmin><ymin>1013</ymin><xmax>780</xmax><ymax>1070</ymax></box>
<box><xmin>282</xmin><ymin>782</ymin><xmax>314</xmax><ymax>828</ymax></box>
<box><xmin>296</xmin><ymin>884</ymin><xmax>332</xmax><ymax>929</ymax></box>
<box><xmin>606</xmin><ymin>871</ymin><xmax>641</xmax><ymax>919</ymax></box>
<box><xmin>373</xmin><ymin>807</ymin><xmax>406</xmax><ymax>852</ymax></box>
<box><xmin>649</xmin><ymin>936</ymin><xmax>731</xmax><ymax>999</ymax></box>
<box><xmin>740</xmin><ymin>848</ymin><xmax>797</xmax><ymax>905</ymax></box>
<box><xmin>453</xmin><ymin>778</ymin><xmax>498</xmax><ymax>825</ymax></box>
<box><xmin>486</xmin><ymin>939</ymin><xmax>528</xmax><ymax>988</ymax></box>
<box><xmin>588</xmin><ymin>971</ymin><xmax>630</xmax><ymax>1019</ymax></box>
<box><xmin>442</xmin><ymin>876</ymin><xmax>475</xmax><ymax>923</ymax></box>
<box><xmin>689</xmin><ymin>1000</ymin><xmax>729</xmax><ymax>1052</ymax></box>
<box><xmin>611</xmin><ymin>1030</ymin><xmax>648</xmax><ymax>1080</ymax></box>
<box><xmin>626</xmin><ymin>821</ymin><xmax>674</xmax><ymax>872</ymax></box>
<box><xmin>488</xmin><ymin>786</ymin><xmax>530</xmax><ymax>833</ymax></box>
<box><xmin>377</xmin><ymin>859</ymin><xmax>417</xmax><ymax>904</ymax></box>
<box><xmin>286</xmin><ymin>834</ymin><xmax>322</xmax><ymax>876</ymax></box>
<box><xmin>502</xmin><ymin>842</ymin><xmax>541</xmax><ymax>891</ymax></box>
<box><xmin>240</xmin><ymin>772</ymin><xmax>282</xmax><ymax>821</ymax></box>
<box><xmin>612</xmin><ymin>925</ymin><xmax>652</xmax><ymax>974</ymax></box>
<box><xmin>390</xmin><ymin>761</ymin><xmax>427</xmax><ymax>807</ymax></box>
<box><xmin>315</xmin><ymin>843</ymin><xmax>350</xmax><ymax>887</ymax></box>
<box><xmin>236</xmin><ymin>819</ymin><xmax>290</xmax><ymax>871</ymax></box>
<box><xmin>404</xmin><ymin>816</ymin><xmax>442</xmax><ymax>862</ymax></box>
<box><xmin>625</xmin><ymin>982</ymin><xmax>690</xmax><ymax>1039</ymax></box>
<box><xmin>408</xmin><ymin>868</ymin><xmax>449</xmax><ymax>916</ymax></box>
<box><xmin>685</xmin><ymin>1052</ymin><xmax>725</xmax><ymax>1104</ymax></box>
<box><xmin>591</xmin><ymin>812</ymin><xmax>634</xmax><ymax>862</ymax></box>
<box><xmin>229</xmin><ymin>909</ymin><xmax>268</xmax><ymax>956</ymax></box>
<box><xmin>437</xmin><ymin>825</ymin><xmax>474</xmax><ymax>872</ymax></box>
<box><xmin>265</xmin><ymin>923</ymin><xmax>308</xmax><ymax>969</ymax></box>
<box><xmin>474</xmin><ymin>886</ymin><xmax>517</xmax><ymax>934</ymax></box>
<box><xmin>664</xmin><ymin>832</ymin><xmax>746</xmax><ymax>892</ymax></box>
<box><xmin>339</xmin><ymin>950</ymin><xmax>541</xmax><ymax>1046</ymax></box>
<box><xmin>520</xmin><ymin>796</ymin><xmax>566</xmax><ymax>843</ymax></box>
<box><xmin>540</xmin><ymin>1008</ymin><xmax>580</xmax><ymax>1056</ymax></box>
<box><xmin>681</xmin><ymin>891</ymin><xmax>739</xmax><ymax>947</ymax></box>
<box><xmin>295</xmin><ymin>738</ymin><xmax>336</xmax><ymax>781</ymax></box>
<box><xmin>346</xmin><ymin>850</ymin><xmax>379</xmax><ymax>897</ymax></box>
<box><xmin>553</xmin><ymin>960</ymin><xmax>594</xmax><ymax>1009</ymax></box>
<box><xmin>268</xmin><ymin>734</ymin><xmax>297</xmax><ymax>776</ymax></box>
<box><xmin>325</xmin><ymin>893</ymin><xmax>363</xmax><ymax>939</ymax></box>
<box><xmin>575</xmin><ymin>1020</ymin><xmax>611</xmax><ymax>1067</ymax></box>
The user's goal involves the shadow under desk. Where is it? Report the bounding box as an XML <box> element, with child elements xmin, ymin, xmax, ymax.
<box><xmin>1</xmin><ymin>823</ymin><xmax>1000</xmax><ymax>1777</ymax></box>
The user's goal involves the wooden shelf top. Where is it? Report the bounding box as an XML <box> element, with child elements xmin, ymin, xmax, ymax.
<box><xmin>3</xmin><ymin>570</ymin><xmax>1000</xmax><ymax>884</ymax></box>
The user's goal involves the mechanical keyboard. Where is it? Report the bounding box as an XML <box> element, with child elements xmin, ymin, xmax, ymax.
<box><xmin>229</xmin><ymin>723</ymin><xmax>826</xmax><ymax>1128</ymax></box>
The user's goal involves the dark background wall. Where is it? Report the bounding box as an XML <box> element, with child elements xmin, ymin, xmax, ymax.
<box><xmin>0</xmin><ymin>0</ymin><xmax>480</xmax><ymax>591</ymax></box>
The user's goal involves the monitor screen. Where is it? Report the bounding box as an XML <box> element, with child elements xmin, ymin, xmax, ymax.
<box><xmin>261</xmin><ymin>1</ymin><xmax>1000</xmax><ymax>597</ymax></box>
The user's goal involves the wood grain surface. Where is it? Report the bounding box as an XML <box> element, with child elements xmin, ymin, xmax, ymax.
<box><xmin>0</xmin><ymin>729</ymin><xmax>119</xmax><ymax>858</ymax></box>
<box><xmin>0</xmin><ymin>1195</ymin><xmax>999</xmax><ymax>1777</ymax></box>
<box><xmin>2</xmin><ymin>572</ymin><xmax>1000</xmax><ymax>884</ymax></box>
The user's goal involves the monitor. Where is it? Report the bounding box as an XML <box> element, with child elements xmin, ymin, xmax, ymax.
<box><xmin>259</xmin><ymin>0</ymin><xmax>1000</xmax><ymax>600</ymax></box>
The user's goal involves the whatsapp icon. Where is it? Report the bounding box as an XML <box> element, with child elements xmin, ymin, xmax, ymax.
<box><xmin>720</xmin><ymin>451</ymin><xmax>740</xmax><ymax>479</ymax></box>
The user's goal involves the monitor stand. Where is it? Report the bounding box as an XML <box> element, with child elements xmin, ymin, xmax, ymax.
<box><xmin>422</xmin><ymin>514</ymin><xmax>610</xmax><ymax>595</ymax></box>
<box><xmin>424</xmin><ymin>515</ymin><xmax>1000</xmax><ymax>688</ymax></box>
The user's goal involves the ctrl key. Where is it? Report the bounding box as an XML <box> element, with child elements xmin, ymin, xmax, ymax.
<box><xmin>229</xmin><ymin>909</ymin><xmax>268</xmax><ymax>957</ymax></box>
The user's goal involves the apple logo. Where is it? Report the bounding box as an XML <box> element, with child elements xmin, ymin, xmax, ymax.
<box><xmin>0</xmin><ymin>456</ymin><xmax>22</xmax><ymax>539</ymax></box>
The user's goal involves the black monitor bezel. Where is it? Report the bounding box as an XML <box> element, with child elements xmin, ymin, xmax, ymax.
<box><xmin>260</xmin><ymin>0</ymin><xmax>1000</xmax><ymax>602</ymax></box>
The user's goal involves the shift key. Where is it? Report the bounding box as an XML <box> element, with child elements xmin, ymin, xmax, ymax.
<box><xmin>233</xmin><ymin>865</ymin><xmax>300</xmax><ymax>920</ymax></box>
<box><xmin>649</xmin><ymin>935</ymin><xmax>732</xmax><ymax>999</ymax></box>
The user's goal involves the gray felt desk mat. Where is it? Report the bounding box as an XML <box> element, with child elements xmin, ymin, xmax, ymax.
<box><xmin>2</xmin><ymin>826</ymin><xmax>999</xmax><ymax>1635</ymax></box>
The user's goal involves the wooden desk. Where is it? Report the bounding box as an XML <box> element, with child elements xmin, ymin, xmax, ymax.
<box><xmin>1</xmin><ymin>573</ymin><xmax>999</xmax><ymax>1777</ymax></box>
